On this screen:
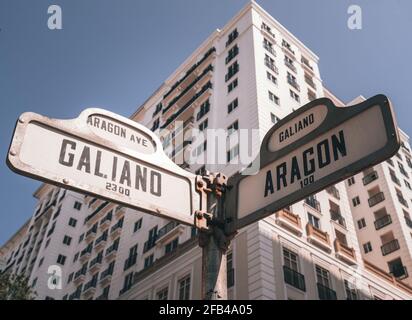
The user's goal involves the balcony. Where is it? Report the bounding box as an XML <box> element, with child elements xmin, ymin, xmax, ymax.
<box><xmin>100</xmin><ymin>213</ymin><xmax>112</xmax><ymax>230</ymax></box>
<box><xmin>85</xmin><ymin>227</ymin><xmax>97</xmax><ymax>243</ymax></box>
<box><xmin>330</xmin><ymin>210</ymin><xmax>346</xmax><ymax>229</ymax></box>
<box><xmin>390</xmin><ymin>173</ymin><xmax>401</xmax><ymax>186</ymax></box>
<box><xmin>89</xmin><ymin>255</ymin><xmax>103</xmax><ymax>274</ymax></box>
<box><xmin>283</xmin><ymin>266</ymin><xmax>306</xmax><ymax>291</ymax></box>
<box><xmin>100</xmin><ymin>268</ymin><xmax>113</xmax><ymax>286</ymax></box>
<box><xmin>80</xmin><ymin>249</ymin><xmax>92</xmax><ymax>263</ymax></box>
<box><xmin>285</xmin><ymin>61</ymin><xmax>297</xmax><ymax>73</ymax></box>
<box><xmin>390</xmin><ymin>266</ymin><xmax>408</xmax><ymax>280</ymax></box>
<box><xmin>334</xmin><ymin>239</ymin><xmax>357</xmax><ymax>265</ymax></box>
<box><xmin>161</xmin><ymin>81</ymin><xmax>213</xmax><ymax>129</ymax></box>
<box><xmin>82</xmin><ymin>280</ymin><xmax>97</xmax><ymax>298</ymax></box>
<box><xmin>264</xmin><ymin>61</ymin><xmax>279</xmax><ymax>74</ymax></box>
<box><xmin>305</xmin><ymin>197</ymin><xmax>321</xmax><ymax>212</ymax></box>
<box><xmin>124</xmin><ymin>254</ymin><xmax>138</xmax><ymax>271</ymax></box>
<box><xmin>263</xmin><ymin>43</ymin><xmax>276</xmax><ymax>56</ymax></box>
<box><xmin>94</xmin><ymin>233</ymin><xmax>108</xmax><ymax>251</ymax></box>
<box><xmin>381</xmin><ymin>239</ymin><xmax>400</xmax><ymax>256</ymax></box>
<box><xmin>73</xmin><ymin>269</ymin><xmax>86</xmax><ymax>285</ymax></box>
<box><xmin>387</xmin><ymin>158</ymin><xmax>394</xmax><ymax>166</ymax></box>
<box><xmin>163</xmin><ymin>47</ymin><xmax>215</xmax><ymax>102</ymax></box>
<box><xmin>305</xmin><ymin>76</ymin><xmax>316</xmax><ymax>90</ymax></box>
<box><xmin>275</xmin><ymin>209</ymin><xmax>302</xmax><ymax>236</ymax></box>
<box><xmin>363</xmin><ymin>171</ymin><xmax>378</xmax><ymax>185</ymax></box>
<box><xmin>105</xmin><ymin>244</ymin><xmax>118</xmax><ymax>262</ymax></box>
<box><xmin>306</xmin><ymin>223</ymin><xmax>331</xmax><ymax>252</ymax></box>
<box><xmin>143</xmin><ymin>238</ymin><xmax>157</xmax><ymax>253</ymax></box>
<box><xmin>86</xmin><ymin>201</ymin><xmax>109</xmax><ymax>226</ymax></box>
<box><xmin>110</xmin><ymin>222</ymin><xmax>123</xmax><ymax>239</ymax></box>
<box><xmin>405</xmin><ymin>216</ymin><xmax>412</xmax><ymax>228</ymax></box>
<box><xmin>317</xmin><ymin>283</ymin><xmax>337</xmax><ymax>300</ymax></box>
<box><xmin>156</xmin><ymin>221</ymin><xmax>183</xmax><ymax>243</ymax></box>
<box><xmin>115</xmin><ymin>206</ymin><xmax>125</xmax><ymax>219</ymax></box>
<box><xmin>326</xmin><ymin>186</ymin><xmax>340</xmax><ymax>200</ymax></box>
<box><xmin>287</xmin><ymin>78</ymin><xmax>300</xmax><ymax>91</ymax></box>
<box><xmin>374</xmin><ymin>214</ymin><xmax>392</xmax><ymax>230</ymax></box>
<box><xmin>397</xmin><ymin>194</ymin><xmax>409</xmax><ymax>208</ymax></box>
<box><xmin>368</xmin><ymin>192</ymin><xmax>385</xmax><ymax>207</ymax></box>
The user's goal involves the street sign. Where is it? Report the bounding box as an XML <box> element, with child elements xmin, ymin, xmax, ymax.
<box><xmin>7</xmin><ymin>108</ymin><xmax>200</xmax><ymax>226</ymax></box>
<box><xmin>225</xmin><ymin>94</ymin><xmax>400</xmax><ymax>233</ymax></box>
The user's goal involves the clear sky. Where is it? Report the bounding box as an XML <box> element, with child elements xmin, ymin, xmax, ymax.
<box><xmin>0</xmin><ymin>0</ymin><xmax>411</xmax><ymax>244</ymax></box>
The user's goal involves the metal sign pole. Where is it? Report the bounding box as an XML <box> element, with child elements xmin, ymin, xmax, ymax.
<box><xmin>197</xmin><ymin>173</ymin><xmax>231</xmax><ymax>300</ymax></box>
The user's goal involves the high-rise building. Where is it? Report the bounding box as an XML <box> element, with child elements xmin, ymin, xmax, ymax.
<box><xmin>1</xmin><ymin>1</ymin><xmax>411</xmax><ymax>300</ymax></box>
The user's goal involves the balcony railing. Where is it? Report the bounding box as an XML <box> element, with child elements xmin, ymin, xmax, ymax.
<box><xmin>317</xmin><ymin>283</ymin><xmax>337</xmax><ymax>300</ymax></box>
<box><xmin>330</xmin><ymin>210</ymin><xmax>346</xmax><ymax>228</ymax></box>
<box><xmin>143</xmin><ymin>238</ymin><xmax>157</xmax><ymax>253</ymax></box>
<box><xmin>306</xmin><ymin>223</ymin><xmax>330</xmax><ymax>249</ymax></box>
<box><xmin>405</xmin><ymin>216</ymin><xmax>412</xmax><ymax>228</ymax></box>
<box><xmin>264</xmin><ymin>61</ymin><xmax>279</xmax><ymax>74</ymax></box>
<box><xmin>287</xmin><ymin>78</ymin><xmax>300</xmax><ymax>91</ymax></box>
<box><xmin>368</xmin><ymin>192</ymin><xmax>385</xmax><ymax>207</ymax></box>
<box><xmin>285</xmin><ymin>61</ymin><xmax>297</xmax><ymax>73</ymax></box>
<box><xmin>157</xmin><ymin>221</ymin><xmax>179</xmax><ymax>240</ymax></box>
<box><xmin>326</xmin><ymin>186</ymin><xmax>340</xmax><ymax>200</ymax></box>
<box><xmin>305</xmin><ymin>197</ymin><xmax>321</xmax><ymax>211</ymax></box>
<box><xmin>227</xmin><ymin>268</ymin><xmax>235</xmax><ymax>288</ymax></box>
<box><xmin>275</xmin><ymin>209</ymin><xmax>302</xmax><ymax>234</ymax></box>
<box><xmin>124</xmin><ymin>254</ymin><xmax>138</xmax><ymax>271</ymax></box>
<box><xmin>374</xmin><ymin>214</ymin><xmax>392</xmax><ymax>230</ymax></box>
<box><xmin>161</xmin><ymin>81</ymin><xmax>213</xmax><ymax>129</ymax></box>
<box><xmin>381</xmin><ymin>239</ymin><xmax>400</xmax><ymax>256</ymax></box>
<box><xmin>334</xmin><ymin>239</ymin><xmax>356</xmax><ymax>263</ymax></box>
<box><xmin>283</xmin><ymin>266</ymin><xmax>306</xmax><ymax>291</ymax></box>
<box><xmin>363</xmin><ymin>171</ymin><xmax>378</xmax><ymax>185</ymax></box>
<box><xmin>397</xmin><ymin>194</ymin><xmax>409</xmax><ymax>208</ymax></box>
<box><xmin>390</xmin><ymin>173</ymin><xmax>401</xmax><ymax>186</ymax></box>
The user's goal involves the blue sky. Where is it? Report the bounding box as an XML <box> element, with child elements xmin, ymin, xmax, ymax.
<box><xmin>0</xmin><ymin>0</ymin><xmax>411</xmax><ymax>244</ymax></box>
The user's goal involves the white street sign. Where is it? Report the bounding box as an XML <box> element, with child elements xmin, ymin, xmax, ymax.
<box><xmin>7</xmin><ymin>108</ymin><xmax>200</xmax><ymax>226</ymax></box>
<box><xmin>225</xmin><ymin>94</ymin><xmax>400</xmax><ymax>233</ymax></box>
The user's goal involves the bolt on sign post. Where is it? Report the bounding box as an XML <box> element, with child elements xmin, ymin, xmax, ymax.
<box><xmin>6</xmin><ymin>108</ymin><xmax>201</xmax><ymax>227</ymax></box>
<box><xmin>224</xmin><ymin>94</ymin><xmax>400</xmax><ymax>234</ymax></box>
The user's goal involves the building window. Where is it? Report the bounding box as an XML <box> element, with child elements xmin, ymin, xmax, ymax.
<box><xmin>308</xmin><ymin>89</ymin><xmax>316</xmax><ymax>101</ymax></box>
<box><xmin>363</xmin><ymin>242</ymin><xmax>373</xmax><ymax>253</ymax></box>
<box><xmin>178</xmin><ymin>275</ymin><xmax>191</xmax><ymax>300</ymax></box>
<box><xmin>32</xmin><ymin>278</ymin><xmax>38</xmax><ymax>288</ymax></box>
<box><xmin>73</xmin><ymin>252</ymin><xmax>79</xmax><ymax>263</ymax></box>
<box><xmin>199</xmin><ymin>119</ymin><xmax>208</xmax><ymax>132</ymax></box>
<box><xmin>348</xmin><ymin>177</ymin><xmax>355</xmax><ymax>186</ymax></box>
<box><xmin>227</xmin><ymin>120</ymin><xmax>239</xmax><ymax>136</ymax></box>
<box><xmin>68</xmin><ymin>272</ymin><xmax>74</xmax><ymax>284</ymax></box>
<box><xmin>227</xmin><ymin>98</ymin><xmax>239</xmax><ymax>113</ymax></box>
<box><xmin>227</xmin><ymin>145</ymin><xmax>240</xmax><ymax>163</ymax></box>
<box><xmin>316</xmin><ymin>265</ymin><xmax>335</xmax><ymax>300</ymax></box>
<box><xmin>78</xmin><ymin>233</ymin><xmax>84</xmax><ymax>243</ymax></box>
<box><xmin>156</xmin><ymin>287</ymin><xmax>169</xmax><ymax>300</ymax></box>
<box><xmin>357</xmin><ymin>218</ymin><xmax>366</xmax><ymax>229</ymax></box>
<box><xmin>264</xmin><ymin>54</ymin><xmax>277</xmax><ymax>73</ymax></box>
<box><xmin>121</xmin><ymin>273</ymin><xmax>134</xmax><ymax>294</ymax></box>
<box><xmin>134</xmin><ymin>218</ymin><xmax>143</xmax><ymax>232</ymax></box>
<box><xmin>153</xmin><ymin>103</ymin><xmax>162</xmax><ymax>118</ymax></box>
<box><xmin>196</xmin><ymin>99</ymin><xmax>210</xmax><ymax>121</ymax></box>
<box><xmin>266</xmin><ymin>71</ymin><xmax>277</xmax><ymax>85</ymax></box>
<box><xmin>165</xmin><ymin>238</ymin><xmax>179</xmax><ymax>254</ymax></box>
<box><xmin>268</xmin><ymin>91</ymin><xmax>279</xmax><ymax>105</ymax></box>
<box><xmin>227</xmin><ymin>251</ymin><xmax>234</xmax><ymax>288</ymax></box>
<box><xmin>226</xmin><ymin>28</ymin><xmax>238</xmax><ymax>47</ymax></box>
<box><xmin>308</xmin><ymin>213</ymin><xmax>320</xmax><ymax>229</ymax></box>
<box><xmin>68</xmin><ymin>218</ymin><xmax>77</xmax><ymax>227</ymax></box>
<box><xmin>225</xmin><ymin>61</ymin><xmax>239</xmax><ymax>82</ymax></box>
<box><xmin>57</xmin><ymin>254</ymin><xmax>66</xmax><ymax>266</ymax></box>
<box><xmin>227</xmin><ymin>78</ymin><xmax>238</xmax><ymax>93</ymax></box>
<box><xmin>144</xmin><ymin>254</ymin><xmax>154</xmax><ymax>269</ymax></box>
<box><xmin>226</xmin><ymin>44</ymin><xmax>239</xmax><ymax>64</ymax></box>
<box><xmin>289</xmin><ymin>89</ymin><xmax>300</xmax><ymax>102</ymax></box>
<box><xmin>283</xmin><ymin>248</ymin><xmax>299</xmax><ymax>271</ymax></box>
<box><xmin>344</xmin><ymin>280</ymin><xmax>358</xmax><ymax>300</ymax></box>
<box><xmin>352</xmin><ymin>196</ymin><xmax>360</xmax><ymax>207</ymax></box>
<box><xmin>38</xmin><ymin>257</ymin><xmax>44</xmax><ymax>267</ymax></box>
<box><xmin>282</xmin><ymin>39</ymin><xmax>295</xmax><ymax>55</ymax></box>
<box><xmin>404</xmin><ymin>180</ymin><xmax>412</xmax><ymax>190</ymax></box>
<box><xmin>73</xmin><ymin>201</ymin><xmax>82</xmax><ymax>210</ymax></box>
<box><xmin>193</xmin><ymin>141</ymin><xmax>207</xmax><ymax>157</ymax></box>
<box><xmin>63</xmin><ymin>235</ymin><xmax>72</xmax><ymax>246</ymax></box>
<box><xmin>263</xmin><ymin>38</ymin><xmax>275</xmax><ymax>55</ymax></box>
<box><xmin>271</xmin><ymin>113</ymin><xmax>280</xmax><ymax>124</ymax></box>
<box><xmin>151</xmin><ymin>118</ymin><xmax>160</xmax><ymax>132</ymax></box>
<box><xmin>287</xmin><ymin>72</ymin><xmax>299</xmax><ymax>91</ymax></box>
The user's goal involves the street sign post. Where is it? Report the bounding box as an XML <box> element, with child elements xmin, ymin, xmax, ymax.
<box><xmin>7</xmin><ymin>108</ymin><xmax>200</xmax><ymax>226</ymax></box>
<box><xmin>225</xmin><ymin>94</ymin><xmax>400</xmax><ymax>234</ymax></box>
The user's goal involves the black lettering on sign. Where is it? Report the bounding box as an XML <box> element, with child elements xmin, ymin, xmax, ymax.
<box><xmin>263</xmin><ymin>130</ymin><xmax>348</xmax><ymax>197</ymax></box>
<box><xmin>59</xmin><ymin>139</ymin><xmax>76</xmax><ymax>167</ymax></box>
